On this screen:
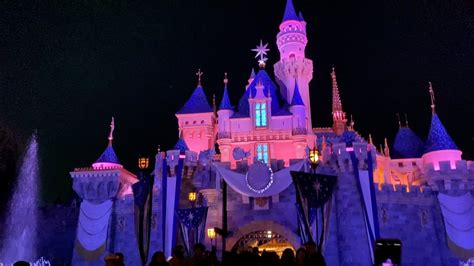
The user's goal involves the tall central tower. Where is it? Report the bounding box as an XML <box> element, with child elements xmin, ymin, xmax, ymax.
<box><xmin>274</xmin><ymin>0</ymin><xmax>314</xmax><ymax>131</ymax></box>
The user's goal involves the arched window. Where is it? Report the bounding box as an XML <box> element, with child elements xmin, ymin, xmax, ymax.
<box><xmin>257</xmin><ymin>143</ymin><xmax>269</xmax><ymax>163</ymax></box>
<box><xmin>255</xmin><ymin>102</ymin><xmax>267</xmax><ymax>127</ymax></box>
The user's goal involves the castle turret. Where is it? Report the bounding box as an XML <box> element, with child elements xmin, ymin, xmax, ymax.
<box><xmin>422</xmin><ymin>82</ymin><xmax>461</xmax><ymax>170</ymax></box>
<box><xmin>70</xmin><ymin>118</ymin><xmax>137</xmax><ymax>265</ymax></box>
<box><xmin>217</xmin><ymin>73</ymin><xmax>234</xmax><ymax>162</ymax></box>
<box><xmin>175</xmin><ymin>70</ymin><xmax>216</xmax><ymax>153</ymax></box>
<box><xmin>249</xmin><ymin>78</ymin><xmax>272</xmax><ymax>129</ymax></box>
<box><xmin>289</xmin><ymin>79</ymin><xmax>306</xmax><ymax>133</ymax></box>
<box><xmin>392</xmin><ymin>115</ymin><xmax>424</xmax><ymax>159</ymax></box>
<box><xmin>331</xmin><ymin>67</ymin><xmax>347</xmax><ymax>135</ymax></box>
<box><xmin>274</xmin><ymin>0</ymin><xmax>313</xmax><ymax>130</ymax></box>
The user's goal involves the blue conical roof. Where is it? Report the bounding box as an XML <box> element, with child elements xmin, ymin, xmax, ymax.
<box><xmin>176</xmin><ymin>85</ymin><xmax>212</xmax><ymax>114</ymax></box>
<box><xmin>291</xmin><ymin>80</ymin><xmax>305</xmax><ymax>106</ymax></box>
<box><xmin>95</xmin><ymin>145</ymin><xmax>120</xmax><ymax>164</ymax></box>
<box><xmin>219</xmin><ymin>87</ymin><xmax>233</xmax><ymax>110</ymax></box>
<box><xmin>173</xmin><ymin>138</ymin><xmax>189</xmax><ymax>152</ymax></box>
<box><xmin>392</xmin><ymin>127</ymin><xmax>424</xmax><ymax>159</ymax></box>
<box><xmin>282</xmin><ymin>0</ymin><xmax>299</xmax><ymax>22</ymax></box>
<box><xmin>424</xmin><ymin>113</ymin><xmax>458</xmax><ymax>153</ymax></box>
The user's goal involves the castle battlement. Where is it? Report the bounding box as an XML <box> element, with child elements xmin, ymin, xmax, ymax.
<box><xmin>375</xmin><ymin>183</ymin><xmax>434</xmax><ymax>200</ymax></box>
<box><xmin>422</xmin><ymin>160</ymin><xmax>474</xmax><ymax>192</ymax></box>
<box><xmin>329</xmin><ymin>142</ymin><xmax>376</xmax><ymax>173</ymax></box>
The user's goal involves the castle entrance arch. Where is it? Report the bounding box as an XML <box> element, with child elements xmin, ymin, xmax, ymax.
<box><xmin>226</xmin><ymin>221</ymin><xmax>300</xmax><ymax>257</ymax></box>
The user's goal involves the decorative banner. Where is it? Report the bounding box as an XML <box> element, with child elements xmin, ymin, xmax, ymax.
<box><xmin>349</xmin><ymin>150</ymin><xmax>380</xmax><ymax>263</ymax></box>
<box><xmin>438</xmin><ymin>192</ymin><xmax>474</xmax><ymax>260</ymax></box>
<box><xmin>291</xmin><ymin>171</ymin><xmax>337</xmax><ymax>245</ymax></box>
<box><xmin>133</xmin><ymin>172</ymin><xmax>154</xmax><ymax>266</ymax></box>
<box><xmin>175</xmin><ymin>207</ymin><xmax>209</xmax><ymax>256</ymax></box>
<box><xmin>76</xmin><ymin>199</ymin><xmax>112</xmax><ymax>261</ymax></box>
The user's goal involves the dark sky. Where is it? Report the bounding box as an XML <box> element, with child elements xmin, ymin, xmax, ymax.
<box><xmin>1</xmin><ymin>0</ymin><xmax>473</xmax><ymax>203</ymax></box>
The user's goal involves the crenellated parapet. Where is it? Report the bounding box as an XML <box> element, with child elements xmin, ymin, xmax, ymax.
<box><xmin>70</xmin><ymin>167</ymin><xmax>137</xmax><ymax>202</ymax></box>
<box><xmin>375</xmin><ymin>183</ymin><xmax>434</xmax><ymax>204</ymax></box>
<box><xmin>329</xmin><ymin>142</ymin><xmax>377</xmax><ymax>173</ymax></box>
<box><xmin>163</xmin><ymin>149</ymin><xmax>198</xmax><ymax>178</ymax></box>
<box><xmin>423</xmin><ymin>160</ymin><xmax>474</xmax><ymax>192</ymax></box>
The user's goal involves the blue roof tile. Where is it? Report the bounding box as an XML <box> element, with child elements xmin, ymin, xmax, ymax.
<box><xmin>219</xmin><ymin>87</ymin><xmax>233</xmax><ymax>110</ymax></box>
<box><xmin>282</xmin><ymin>0</ymin><xmax>299</xmax><ymax>22</ymax></box>
<box><xmin>291</xmin><ymin>80</ymin><xmax>305</xmax><ymax>106</ymax></box>
<box><xmin>176</xmin><ymin>85</ymin><xmax>212</xmax><ymax>114</ymax></box>
<box><xmin>392</xmin><ymin>127</ymin><xmax>424</xmax><ymax>159</ymax></box>
<box><xmin>95</xmin><ymin>145</ymin><xmax>120</xmax><ymax>164</ymax></box>
<box><xmin>424</xmin><ymin>113</ymin><xmax>458</xmax><ymax>153</ymax></box>
<box><xmin>173</xmin><ymin>138</ymin><xmax>189</xmax><ymax>152</ymax></box>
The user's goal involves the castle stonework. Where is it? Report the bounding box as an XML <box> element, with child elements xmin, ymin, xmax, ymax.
<box><xmin>69</xmin><ymin>1</ymin><xmax>474</xmax><ymax>265</ymax></box>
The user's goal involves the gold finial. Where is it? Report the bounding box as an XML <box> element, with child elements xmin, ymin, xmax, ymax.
<box><xmin>396</xmin><ymin>113</ymin><xmax>401</xmax><ymax>128</ymax></box>
<box><xmin>369</xmin><ymin>134</ymin><xmax>374</xmax><ymax>145</ymax></box>
<box><xmin>157</xmin><ymin>145</ymin><xmax>161</xmax><ymax>153</ymax></box>
<box><xmin>428</xmin><ymin>81</ymin><xmax>435</xmax><ymax>113</ymax></box>
<box><xmin>349</xmin><ymin>114</ymin><xmax>355</xmax><ymax>130</ymax></box>
<box><xmin>196</xmin><ymin>69</ymin><xmax>204</xmax><ymax>86</ymax></box>
<box><xmin>108</xmin><ymin>117</ymin><xmax>115</xmax><ymax>145</ymax></box>
<box><xmin>223</xmin><ymin>72</ymin><xmax>228</xmax><ymax>85</ymax></box>
<box><xmin>384</xmin><ymin>137</ymin><xmax>390</xmax><ymax>158</ymax></box>
<box><xmin>405</xmin><ymin>113</ymin><xmax>409</xmax><ymax>128</ymax></box>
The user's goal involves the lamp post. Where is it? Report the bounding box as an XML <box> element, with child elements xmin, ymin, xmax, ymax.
<box><xmin>138</xmin><ymin>156</ymin><xmax>150</xmax><ymax>171</ymax></box>
<box><xmin>207</xmin><ymin>228</ymin><xmax>216</xmax><ymax>247</ymax></box>
<box><xmin>308</xmin><ymin>145</ymin><xmax>321</xmax><ymax>248</ymax></box>
<box><xmin>188</xmin><ymin>191</ymin><xmax>197</xmax><ymax>208</ymax></box>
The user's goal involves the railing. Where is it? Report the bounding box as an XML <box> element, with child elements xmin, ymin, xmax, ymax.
<box><xmin>218</xmin><ymin>132</ymin><xmax>231</xmax><ymax>139</ymax></box>
<box><xmin>292</xmin><ymin>128</ymin><xmax>307</xmax><ymax>135</ymax></box>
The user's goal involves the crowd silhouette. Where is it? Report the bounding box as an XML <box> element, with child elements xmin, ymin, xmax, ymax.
<box><xmin>102</xmin><ymin>241</ymin><xmax>326</xmax><ymax>266</ymax></box>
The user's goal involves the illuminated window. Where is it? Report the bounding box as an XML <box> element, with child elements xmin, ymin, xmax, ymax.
<box><xmin>255</xmin><ymin>102</ymin><xmax>267</xmax><ymax>127</ymax></box>
<box><xmin>257</xmin><ymin>143</ymin><xmax>269</xmax><ymax>163</ymax></box>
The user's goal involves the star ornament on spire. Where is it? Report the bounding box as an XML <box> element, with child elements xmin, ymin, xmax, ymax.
<box><xmin>251</xmin><ymin>40</ymin><xmax>270</xmax><ymax>68</ymax></box>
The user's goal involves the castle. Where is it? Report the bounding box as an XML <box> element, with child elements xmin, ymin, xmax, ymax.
<box><xmin>68</xmin><ymin>0</ymin><xmax>474</xmax><ymax>265</ymax></box>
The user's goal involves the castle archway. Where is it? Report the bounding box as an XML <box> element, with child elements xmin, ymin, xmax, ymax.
<box><xmin>226</xmin><ymin>220</ymin><xmax>300</xmax><ymax>256</ymax></box>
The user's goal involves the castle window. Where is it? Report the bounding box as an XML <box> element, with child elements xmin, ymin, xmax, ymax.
<box><xmin>257</xmin><ymin>143</ymin><xmax>269</xmax><ymax>164</ymax></box>
<box><xmin>255</xmin><ymin>102</ymin><xmax>267</xmax><ymax>128</ymax></box>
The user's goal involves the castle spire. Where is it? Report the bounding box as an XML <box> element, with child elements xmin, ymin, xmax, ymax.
<box><xmin>331</xmin><ymin>67</ymin><xmax>346</xmax><ymax>135</ymax></box>
<box><xmin>282</xmin><ymin>0</ymin><xmax>299</xmax><ymax>22</ymax></box>
<box><xmin>369</xmin><ymin>134</ymin><xmax>374</xmax><ymax>146</ymax></box>
<box><xmin>219</xmin><ymin>73</ymin><xmax>233</xmax><ymax>110</ymax></box>
<box><xmin>291</xmin><ymin>79</ymin><xmax>305</xmax><ymax>106</ymax></box>
<box><xmin>384</xmin><ymin>137</ymin><xmax>390</xmax><ymax>157</ymax></box>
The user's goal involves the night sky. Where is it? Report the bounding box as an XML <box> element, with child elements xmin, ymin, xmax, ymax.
<box><xmin>1</xmin><ymin>0</ymin><xmax>473</xmax><ymax>203</ymax></box>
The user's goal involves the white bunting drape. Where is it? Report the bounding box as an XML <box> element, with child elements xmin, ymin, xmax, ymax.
<box><xmin>77</xmin><ymin>200</ymin><xmax>113</xmax><ymax>251</ymax></box>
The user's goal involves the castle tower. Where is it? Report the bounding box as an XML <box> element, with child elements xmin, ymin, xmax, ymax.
<box><xmin>289</xmin><ymin>79</ymin><xmax>306</xmax><ymax>132</ymax></box>
<box><xmin>70</xmin><ymin>118</ymin><xmax>137</xmax><ymax>265</ymax></box>
<box><xmin>175</xmin><ymin>70</ymin><xmax>216</xmax><ymax>153</ymax></box>
<box><xmin>422</xmin><ymin>82</ymin><xmax>461</xmax><ymax>170</ymax></box>
<box><xmin>217</xmin><ymin>73</ymin><xmax>234</xmax><ymax>162</ymax></box>
<box><xmin>274</xmin><ymin>0</ymin><xmax>313</xmax><ymax>130</ymax></box>
<box><xmin>249</xmin><ymin>78</ymin><xmax>272</xmax><ymax>130</ymax></box>
<box><xmin>331</xmin><ymin>67</ymin><xmax>347</xmax><ymax>135</ymax></box>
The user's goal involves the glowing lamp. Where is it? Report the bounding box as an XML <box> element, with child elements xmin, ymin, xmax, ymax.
<box><xmin>138</xmin><ymin>157</ymin><xmax>149</xmax><ymax>170</ymax></box>
<box><xmin>309</xmin><ymin>148</ymin><xmax>320</xmax><ymax>168</ymax></box>
<box><xmin>207</xmin><ymin>228</ymin><xmax>216</xmax><ymax>240</ymax></box>
<box><xmin>188</xmin><ymin>192</ymin><xmax>197</xmax><ymax>203</ymax></box>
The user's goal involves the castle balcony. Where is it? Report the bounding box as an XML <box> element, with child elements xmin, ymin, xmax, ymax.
<box><xmin>231</xmin><ymin>130</ymin><xmax>293</xmax><ymax>143</ymax></box>
<box><xmin>218</xmin><ymin>131</ymin><xmax>231</xmax><ymax>139</ymax></box>
<box><xmin>292</xmin><ymin>127</ymin><xmax>307</xmax><ymax>136</ymax></box>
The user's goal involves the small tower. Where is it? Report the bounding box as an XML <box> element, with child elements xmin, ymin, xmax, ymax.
<box><xmin>274</xmin><ymin>0</ymin><xmax>313</xmax><ymax>130</ymax></box>
<box><xmin>331</xmin><ymin>67</ymin><xmax>347</xmax><ymax>135</ymax></box>
<box><xmin>175</xmin><ymin>69</ymin><xmax>216</xmax><ymax>153</ymax></box>
<box><xmin>246</xmin><ymin>68</ymin><xmax>256</xmax><ymax>91</ymax></box>
<box><xmin>422</xmin><ymin>82</ymin><xmax>461</xmax><ymax>170</ymax></box>
<box><xmin>249</xmin><ymin>78</ymin><xmax>272</xmax><ymax>130</ymax></box>
<box><xmin>289</xmin><ymin>79</ymin><xmax>306</xmax><ymax>133</ymax></box>
<box><xmin>217</xmin><ymin>73</ymin><xmax>234</xmax><ymax>162</ymax></box>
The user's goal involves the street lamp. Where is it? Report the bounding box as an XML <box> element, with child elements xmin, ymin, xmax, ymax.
<box><xmin>138</xmin><ymin>157</ymin><xmax>150</xmax><ymax>170</ymax></box>
<box><xmin>309</xmin><ymin>147</ymin><xmax>320</xmax><ymax>169</ymax></box>
<box><xmin>207</xmin><ymin>228</ymin><xmax>216</xmax><ymax>246</ymax></box>
<box><xmin>188</xmin><ymin>191</ymin><xmax>197</xmax><ymax>208</ymax></box>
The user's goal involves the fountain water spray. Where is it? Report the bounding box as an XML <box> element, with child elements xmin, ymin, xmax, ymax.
<box><xmin>0</xmin><ymin>133</ymin><xmax>39</xmax><ymax>264</ymax></box>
